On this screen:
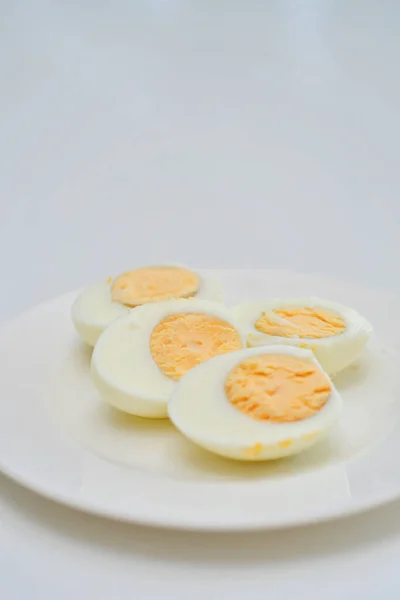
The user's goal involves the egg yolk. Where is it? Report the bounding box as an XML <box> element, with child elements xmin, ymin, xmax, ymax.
<box><xmin>111</xmin><ymin>266</ymin><xmax>199</xmax><ymax>307</ymax></box>
<box><xmin>150</xmin><ymin>313</ymin><xmax>243</xmax><ymax>381</ymax></box>
<box><xmin>225</xmin><ymin>354</ymin><xmax>331</xmax><ymax>423</ymax></box>
<box><xmin>255</xmin><ymin>306</ymin><xmax>346</xmax><ymax>339</ymax></box>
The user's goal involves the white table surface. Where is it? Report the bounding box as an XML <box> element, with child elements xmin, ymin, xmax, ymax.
<box><xmin>1</xmin><ymin>1</ymin><xmax>400</xmax><ymax>598</ymax></box>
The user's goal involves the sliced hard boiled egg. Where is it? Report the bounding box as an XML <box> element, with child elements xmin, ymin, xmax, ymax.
<box><xmin>233</xmin><ymin>298</ymin><xmax>372</xmax><ymax>376</ymax></box>
<box><xmin>168</xmin><ymin>346</ymin><xmax>342</xmax><ymax>461</ymax></box>
<box><xmin>91</xmin><ymin>299</ymin><xmax>245</xmax><ymax>418</ymax></box>
<box><xmin>72</xmin><ymin>265</ymin><xmax>223</xmax><ymax>346</ymax></box>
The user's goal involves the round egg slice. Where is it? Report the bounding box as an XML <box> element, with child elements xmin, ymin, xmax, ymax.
<box><xmin>168</xmin><ymin>346</ymin><xmax>342</xmax><ymax>461</ymax></box>
<box><xmin>233</xmin><ymin>298</ymin><xmax>372</xmax><ymax>376</ymax></box>
<box><xmin>91</xmin><ymin>299</ymin><xmax>245</xmax><ymax>418</ymax></box>
<box><xmin>71</xmin><ymin>265</ymin><xmax>223</xmax><ymax>346</ymax></box>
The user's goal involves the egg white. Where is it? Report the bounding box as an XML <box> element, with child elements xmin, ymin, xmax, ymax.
<box><xmin>233</xmin><ymin>297</ymin><xmax>372</xmax><ymax>376</ymax></box>
<box><xmin>91</xmin><ymin>299</ymin><xmax>245</xmax><ymax>418</ymax></box>
<box><xmin>168</xmin><ymin>346</ymin><xmax>342</xmax><ymax>461</ymax></box>
<box><xmin>71</xmin><ymin>266</ymin><xmax>223</xmax><ymax>346</ymax></box>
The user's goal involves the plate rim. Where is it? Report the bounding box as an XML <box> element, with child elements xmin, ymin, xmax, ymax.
<box><xmin>2</xmin><ymin>453</ymin><xmax>400</xmax><ymax>532</ymax></box>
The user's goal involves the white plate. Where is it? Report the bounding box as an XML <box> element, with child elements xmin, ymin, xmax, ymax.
<box><xmin>1</xmin><ymin>270</ymin><xmax>400</xmax><ymax>531</ymax></box>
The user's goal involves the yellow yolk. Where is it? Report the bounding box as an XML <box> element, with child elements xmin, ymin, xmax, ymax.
<box><xmin>150</xmin><ymin>313</ymin><xmax>243</xmax><ymax>381</ymax></box>
<box><xmin>225</xmin><ymin>354</ymin><xmax>331</xmax><ymax>423</ymax></box>
<box><xmin>111</xmin><ymin>266</ymin><xmax>200</xmax><ymax>307</ymax></box>
<box><xmin>243</xmin><ymin>443</ymin><xmax>264</xmax><ymax>458</ymax></box>
<box><xmin>255</xmin><ymin>306</ymin><xmax>346</xmax><ymax>339</ymax></box>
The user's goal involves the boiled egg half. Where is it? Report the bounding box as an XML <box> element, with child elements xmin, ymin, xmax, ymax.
<box><xmin>169</xmin><ymin>346</ymin><xmax>342</xmax><ymax>461</ymax></box>
<box><xmin>233</xmin><ymin>298</ymin><xmax>372</xmax><ymax>376</ymax></box>
<box><xmin>72</xmin><ymin>265</ymin><xmax>223</xmax><ymax>346</ymax></box>
<box><xmin>91</xmin><ymin>299</ymin><xmax>245</xmax><ymax>418</ymax></box>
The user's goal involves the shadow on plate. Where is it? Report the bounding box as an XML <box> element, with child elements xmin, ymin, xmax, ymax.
<box><xmin>94</xmin><ymin>404</ymin><xmax>341</xmax><ymax>482</ymax></box>
<box><xmin>69</xmin><ymin>339</ymin><xmax>93</xmax><ymax>370</ymax></box>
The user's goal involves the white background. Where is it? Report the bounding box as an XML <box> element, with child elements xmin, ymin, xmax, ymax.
<box><xmin>1</xmin><ymin>1</ymin><xmax>400</xmax><ymax>598</ymax></box>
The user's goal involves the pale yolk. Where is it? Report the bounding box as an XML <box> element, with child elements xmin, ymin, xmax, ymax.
<box><xmin>150</xmin><ymin>313</ymin><xmax>243</xmax><ymax>381</ymax></box>
<box><xmin>255</xmin><ymin>306</ymin><xmax>346</xmax><ymax>339</ymax></box>
<box><xmin>225</xmin><ymin>354</ymin><xmax>331</xmax><ymax>423</ymax></box>
<box><xmin>111</xmin><ymin>266</ymin><xmax>199</xmax><ymax>307</ymax></box>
